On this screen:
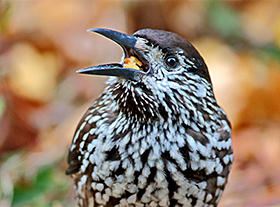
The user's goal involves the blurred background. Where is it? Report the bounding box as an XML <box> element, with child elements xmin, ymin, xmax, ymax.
<box><xmin>1</xmin><ymin>0</ymin><xmax>280</xmax><ymax>206</ymax></box>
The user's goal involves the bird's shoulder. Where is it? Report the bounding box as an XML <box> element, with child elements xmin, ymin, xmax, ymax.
<box><xmin>66</xmin><ymin>97</ymin><xmax>117</xmax><ymax>175</ymax></box>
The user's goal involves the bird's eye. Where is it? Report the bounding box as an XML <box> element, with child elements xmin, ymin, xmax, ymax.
<box><xmin>165</xmin><ymin>56</ymin><xmax>179</xmax><ymax>68</ymax></box>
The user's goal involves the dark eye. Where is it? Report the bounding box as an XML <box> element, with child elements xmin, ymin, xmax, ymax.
<box><xmin>165</xmin><ymin>56</ymin><xmax>179</xmax><ymax>68</ymax></box>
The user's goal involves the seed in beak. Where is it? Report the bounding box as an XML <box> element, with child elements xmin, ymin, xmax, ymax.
<box><xmin>124</xmin><ymin>56</ymin><xmax>143</xmax><ymax>71</ymax></box>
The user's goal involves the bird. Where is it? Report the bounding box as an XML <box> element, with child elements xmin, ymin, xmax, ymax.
<box><xmin>66</xmin><ymin>28</ymin><xmax>233</xmax><ymax>207</ymax></box>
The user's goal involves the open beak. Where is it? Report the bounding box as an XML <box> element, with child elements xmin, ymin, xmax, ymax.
<box><xmin>77</xmin><ymin>28</ymin><xmax>148</xmax><ymax>81</ymax></box>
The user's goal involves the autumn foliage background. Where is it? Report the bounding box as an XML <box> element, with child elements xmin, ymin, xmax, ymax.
<box><xmin>1</xmin><ymin>1</ymin><xmax>280</xmax><ymax>206</ymax></box>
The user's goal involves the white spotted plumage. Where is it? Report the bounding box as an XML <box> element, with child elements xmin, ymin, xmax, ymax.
<box><xmin>66</xmin><ymin>29</ymin><xmax>233</xmax><ymax>207</ymax></box>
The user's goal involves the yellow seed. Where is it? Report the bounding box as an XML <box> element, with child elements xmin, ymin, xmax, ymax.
<box><xmin>124</xmin><ymin>56</ymin><xmax>142</xmax><ymax>70</ymax></box>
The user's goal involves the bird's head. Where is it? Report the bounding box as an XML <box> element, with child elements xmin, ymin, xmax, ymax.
<box><xmin>79</xmin><ymin>28</ymin><xmax>215</xmax><ymax>122</ymax></box>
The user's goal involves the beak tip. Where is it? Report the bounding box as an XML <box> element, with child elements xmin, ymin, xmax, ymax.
<box><xmin>87</xmin><ymin>28</ymin><xmax>97</xmax><ymax>31</ymax></box>
<box><xmin>76</xmin><ymin>69</ymin><xmax>85</xmax><ymax>74</ymax></box>
<box><xmin>87</xmin><ymin>28</ymin><xmax>107</xmax><ymax>34</ymax></box>
<box><xmin>87</xmin><ymin>28</ymin><xmax>97</xmax><ymax>33</ymax></box>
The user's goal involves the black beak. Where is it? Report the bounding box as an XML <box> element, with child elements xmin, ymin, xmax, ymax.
<box><xmin>77</xmin><ymin>28</ymin><xmax>146</xmax><ymax>81</ymax></box>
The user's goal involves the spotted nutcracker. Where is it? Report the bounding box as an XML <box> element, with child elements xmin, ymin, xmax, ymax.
<box><xmin>66</xmin><ymin>28</ymin><xmax>233</xmax><ymax>207</ymax></box>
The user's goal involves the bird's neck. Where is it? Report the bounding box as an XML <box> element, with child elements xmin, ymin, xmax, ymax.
<box><xmin>102</xmin><ymin>78</ymin><xmax>219</xmax><ymax>131</ymax></box>
<box><xmin>95</xmin><ymin>79</ymin><xmax>224</xmax><ymax>167</ymax></box>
